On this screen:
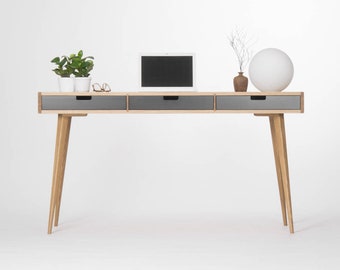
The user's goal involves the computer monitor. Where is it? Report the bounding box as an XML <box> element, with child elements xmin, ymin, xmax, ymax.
<box><xmin>141</xmin><ymin>54</ymin><xmax>195</xmax><ymax>91</ymax></box>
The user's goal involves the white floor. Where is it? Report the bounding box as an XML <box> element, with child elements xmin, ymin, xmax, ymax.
<box><xmin>1</xmin><ymin>209</ymin><xmax>340</xmax><ymax>270</ymax></box>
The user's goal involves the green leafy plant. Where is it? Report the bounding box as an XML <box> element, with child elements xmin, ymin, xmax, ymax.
<box><xmin>51</xmin><ymin>55</ymin><xmax>73</xmax><ymax>77</ymax></box>
<box><xmin>69</xmin><ymin>50</ymin><xmax>94</xmax><ymax>77</ymax></box>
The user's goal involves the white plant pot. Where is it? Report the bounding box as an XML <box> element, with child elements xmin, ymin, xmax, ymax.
<box><xmin>74</xmin><ymin>77</ymin><xmax>92</xmax><ymax>92</ymax></box>
<box><xmin>58</xmin><ymin>77</ymin><xmax>74</xmax><ymax>92</ymax></box>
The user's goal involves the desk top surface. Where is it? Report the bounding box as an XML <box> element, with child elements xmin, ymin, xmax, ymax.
<box><xmin>39</xmin><ymin>91</ymin><xmax>303</xmax><ymax>96</ymax></box>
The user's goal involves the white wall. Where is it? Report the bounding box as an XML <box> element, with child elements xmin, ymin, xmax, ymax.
<box><xmin>1</xmin><ymin>0</ymin><xmax>340</xmax><ymax>221</ymax></box>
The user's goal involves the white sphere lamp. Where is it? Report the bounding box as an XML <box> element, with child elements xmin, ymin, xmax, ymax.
<box><xmin>249</xmin><ymin>48</ymin><xmax>294</xmax><ymax>92</ymax></box>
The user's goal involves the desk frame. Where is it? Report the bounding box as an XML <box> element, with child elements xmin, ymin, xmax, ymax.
<box><xmin>39</xmin><ymin>92</ymin><xmax>304</xmax><ymax>234</ymax></box>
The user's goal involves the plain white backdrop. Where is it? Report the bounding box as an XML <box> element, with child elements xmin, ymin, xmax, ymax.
<box><xmin>1</xmin><ymin>0</ymin><xmax>340</xmax><ymax>269</ymax></box>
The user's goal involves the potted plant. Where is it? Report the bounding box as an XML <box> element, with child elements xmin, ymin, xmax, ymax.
<box><xmin>69</xmin><ymin>50</ymin><xmax>94</xmax><ymax>92</ymax></box>
<box><xmin>51</xmin><ymin>55</ymin><xmax>74</xmax><ymax>92</ymax></box>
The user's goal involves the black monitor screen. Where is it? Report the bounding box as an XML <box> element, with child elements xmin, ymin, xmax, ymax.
<box><xmin>141</xmin><ymin>56</ymin><xmax>193</xmax><ymax>87</ymax></box>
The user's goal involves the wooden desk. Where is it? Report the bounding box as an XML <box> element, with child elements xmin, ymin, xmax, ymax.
<box><xmin>38</xmin><ymin>91</ymin><xmax>304</xmax><ymax>234</ymax></box>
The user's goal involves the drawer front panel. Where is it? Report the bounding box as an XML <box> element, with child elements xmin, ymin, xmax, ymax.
<box><xmin>129</xmin><ymin>96</ymin><xmax>214</xmax><ymax>110</ymax></box>
<box><xmin>216</xmin><ymin>95</ymin><xmax>301</xmax><ymax>110</ymax></box>
<box><xmin>41</xmin><ymin>96</ymin><xmax>127</xmax><ymax>110</ymax></box>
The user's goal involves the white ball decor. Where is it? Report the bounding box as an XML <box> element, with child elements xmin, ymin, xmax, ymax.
<box><xmin>249</xmin><ymin>48</ymin><xmax>294</xmax><ymax>92</ymax></box>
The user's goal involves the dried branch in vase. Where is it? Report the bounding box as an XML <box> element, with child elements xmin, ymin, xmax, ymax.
<box><xmin>228</xmin><ymin>28</ymin><xmax>254</xmax><ymax>72</ymax></box>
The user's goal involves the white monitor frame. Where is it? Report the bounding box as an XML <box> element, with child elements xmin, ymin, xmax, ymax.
<box><xmin>139</xmin><ymin>53</ymin><xmax>196</xmax><ymax>92</ymax></box>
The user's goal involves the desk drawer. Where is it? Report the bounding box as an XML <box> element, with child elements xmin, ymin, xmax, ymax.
<box><xmin>129</xmin><ymin>95</ymin><xmax>214</xmax><ymax>110</ymax></box>
<box><xmin>41</xmin><ymin>95</ymin><xmax>127</xmax><ymax>110</ymax></box>
<box><xmin>216</xmin><ymin>95</ymin><xmax>301</xmax><ymax>111</ymax></box>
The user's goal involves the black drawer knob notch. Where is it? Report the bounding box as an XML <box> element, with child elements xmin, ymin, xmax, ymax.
<box><xmin>163</xmin><ymin>96</ymin><xmax>179</xmax><ymax>100</ymax></box>
<box><xmin>76</xmin><ymin>96</ymin><xmax>92</xmax><ymax>100</ymax></box>
<box><xmin>250</xmin><ymin>96</ymin><xmax>266</xmax><ymax>100</ymax></box>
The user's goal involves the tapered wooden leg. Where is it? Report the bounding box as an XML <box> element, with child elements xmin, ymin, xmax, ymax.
<box><xmin>269</xmin><ymin>116</ymin><xmax>287</xmax><ymax>226</ymax></box>
<box><xmin>54</xmin><ymin>116</ymin><xmax>72</xmax><ymax>227</ymax></box>
<box><xmin>48</xmin><ymin>116</ymin><xmax>62</xmax><ymax>234</ymax></box>
<box><xmin>48</xmin><ymin>115</ymin><xmax>72</xmax><ymax>234</ymax></box>
<box><xmin>271</xmin><ymin>114</ymin><xmax>294</xmax><ymax>233</ymax></box>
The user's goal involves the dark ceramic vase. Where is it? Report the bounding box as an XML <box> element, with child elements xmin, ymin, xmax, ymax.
<box><xmin>233</xmin><ymin>72</ymin><xmax>248</xmax><ymax>92</ymax></box>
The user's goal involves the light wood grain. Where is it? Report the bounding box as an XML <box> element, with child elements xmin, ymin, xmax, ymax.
<box><xmin>300</xmin><ymin>92</ymin><xmax>305</xmax><ymax>113</ymax></box>
<box><xmin>214</xmin><ymin>92</ymin><xmax>303</xmax><ymax>96</ymax></box>
<box><xmin>54</xmin><ymin>116</ymin><xmax>72</xmax><ymax>227</ymax></box>
<box><xmin>38</xmin><ymin>92</ymin><xmax>42</xmax><ymax>113</ymax></box>
<box><xmin>126</xmin><ymin>95</ymin><xmax>130</xmax><ymax>112</ymax></box>
<box><xmin>271</xmin><ymin>114</ymin><xmax>294</xmax><ymax>233</ymax></box>
<box><xmin>39</xmin><ymin>91</ymin><xmax>302</xmax><ymax>96</ymax></box>
<box><xmin>47</xmin><ymin>115</ymin><xmax>74</xmax><ymax>234</ymax></box>
<box><xmin>127</xmin><ymin>110</ymin><xmax>216</xmax><ymax>114</ymax></box>
<box><xmin>40</xmin><ymin>110</ymin><xmax>126</xmax><ymax>114</ymax></box>
<box><xmin>215</xmin><ymin>109</ymin><xmax>302</xmax><ymax>114</ymax></box>
<box><xmin>40</xmin><ymin>109</ymin><xmax>302</xmax><ymax>114</ymax></box>
<box><xmin>40</xmin><ymin>92</ymin><xmax>130</xmax><ymax>96</ymax></box>
<box><xmin>269</xmin><ymin>116</ymin><xmax>287</xmax><ymax>226</ymax></box>
<box><xmin>48</xmin><ymin>115</ymin><xmax>67</xmax><ymax>234</ymax></box>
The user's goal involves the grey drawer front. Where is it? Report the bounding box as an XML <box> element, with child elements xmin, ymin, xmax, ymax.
<box><xmin>41</xmin><ymin>96</ymin><xmax>127</xmax><ymax>110</ymax></box>
<box><xmin>216</xmin><ymin>95</ymin><xmax>301</xmax><ymax>110</ymax></box>
<box><xmin>129</xmin><ymin>96</ymin><xmax>214</xmax><ymax>110</ymax></box>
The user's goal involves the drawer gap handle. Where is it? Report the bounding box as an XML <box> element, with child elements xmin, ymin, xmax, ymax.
<box><xmin>163</xmin><ymin>96</ymin><xmax>179</xmax><ymax>100</ymax></box>
<box><xmin>250</xmin><ymin>96</ymin><xmax>266</xmax><ymax>100</ymax></box>
<box><xmin>76</xmin><ymin>96</ymin><xmax>92</xmax><ymax>100</ymax></box>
